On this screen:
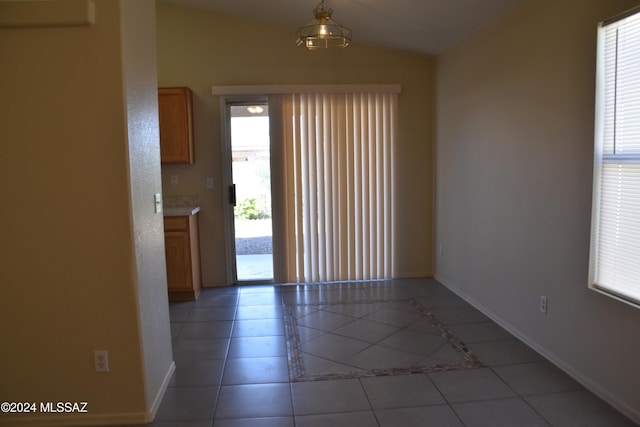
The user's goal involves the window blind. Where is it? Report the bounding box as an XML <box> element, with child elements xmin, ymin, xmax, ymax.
<box><xmin>281</xmin><ymin>92</ymin><xmax>397</xmax><ymax>283</ymax></box>
<box><xmin>590</xmin><ymin>9</ymin><xmax>640</xmax><ymax>305</ymax></box>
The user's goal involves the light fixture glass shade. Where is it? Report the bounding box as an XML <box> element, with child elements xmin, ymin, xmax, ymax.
<box><xmin>296</xmin><ymin>1</ymin><xmax>351</xmax><ymax>49</ymax></box>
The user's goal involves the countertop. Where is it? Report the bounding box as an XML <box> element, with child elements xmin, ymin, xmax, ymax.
<box><xmin>163</xmin><ymin>206</ymin><xmax>201</xmax><ymax>216</ymax></box>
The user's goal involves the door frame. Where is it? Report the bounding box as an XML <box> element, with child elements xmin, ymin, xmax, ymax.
<box><xmin>219</xmin><ymin>95</ymin><xmax>274</xmax><ymax>285</ymax></box>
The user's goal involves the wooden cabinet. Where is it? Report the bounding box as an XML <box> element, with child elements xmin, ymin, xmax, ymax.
<box><xmin>164</xmin><ymin>215</ymin><xmax>201</xmax><ymax>301</ymax></box>
<box><xmin>158</xmin><ymin>87</ymin><xmax>194</xmax><ymax>164</ymax></box>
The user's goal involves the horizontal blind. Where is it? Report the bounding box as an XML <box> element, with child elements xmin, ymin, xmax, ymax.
<box><xmin>591</xmin><ymin>10</ymin><xmax>640</xmax><ymax>305</ymax></box>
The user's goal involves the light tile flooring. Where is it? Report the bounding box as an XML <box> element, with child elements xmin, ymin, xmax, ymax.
<box><xmin>130</xmin><ymin>278</ymin><xmax>637</xmax><ymax>426</ymax></box>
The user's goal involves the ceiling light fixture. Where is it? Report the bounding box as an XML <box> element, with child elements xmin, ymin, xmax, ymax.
<box><xmin>296</xmin><ymin>0</ymin><xmax>351</xmax><ymax>50</ymax></box>
<box><xmin>247</xmin><ymin>106</ymin><xmax>264</xmax><ymax>114</ymax></box>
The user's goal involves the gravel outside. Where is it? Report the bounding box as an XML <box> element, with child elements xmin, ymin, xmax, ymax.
<box><xmin>235</xmin><ymin>219</ymin><xmax>273</xmax><ymax>255</ymax></box>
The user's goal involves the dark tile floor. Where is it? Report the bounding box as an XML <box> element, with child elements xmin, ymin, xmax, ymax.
<box><xmin>132</xmin><ymin>278</ymin><xmax>637</xmax><ymax>426</ymax></box>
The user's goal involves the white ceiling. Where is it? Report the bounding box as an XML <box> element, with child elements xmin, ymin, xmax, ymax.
<box><xmin>160</xmin><ymin>0</ymin><xmax>526</xmax><ymax>55</ymax></box>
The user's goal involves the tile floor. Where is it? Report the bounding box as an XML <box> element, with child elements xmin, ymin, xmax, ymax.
<box><xmin>128</xmin><ymin>278</ymin><xmax>637</xmax><ymax>426</ymax></box>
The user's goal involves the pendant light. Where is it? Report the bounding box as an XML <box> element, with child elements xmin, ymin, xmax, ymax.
<box><xmin>296</xmin><ymin>0</ymin><xmax>352</xmax><ymax>49</ymax></box>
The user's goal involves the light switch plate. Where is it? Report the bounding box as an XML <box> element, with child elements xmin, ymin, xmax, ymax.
<box><xmin>154</xmin><ymin>193</ymin><xmax>162</xmax><ymax>214</ymax></box>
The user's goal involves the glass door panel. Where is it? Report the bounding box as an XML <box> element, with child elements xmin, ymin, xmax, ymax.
<box><xmin>229</xmin><ymin>103</ymin><xmax>274</xmax><ymax>282</ymax></box>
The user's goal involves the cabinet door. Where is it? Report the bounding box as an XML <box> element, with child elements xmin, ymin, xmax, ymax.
<box><xmin>158</xmin><ymin>87</ymin><xmax>194</xmax><ymax>164</ymax></box>
<box><xmin>164</xmin><ymin>230</ymin><xmax>193</xmax><ymax>290</ymax></box>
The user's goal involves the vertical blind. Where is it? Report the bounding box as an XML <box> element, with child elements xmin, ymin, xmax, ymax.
<box><xmin>590</xmin><ymin>8</ymin><xmax>640</xmax><ymax>305</ymax></box>
<box><xmin>281</xmin><ymin>92</ymin><xmax>397</xmax><ymax>283</ymax></box>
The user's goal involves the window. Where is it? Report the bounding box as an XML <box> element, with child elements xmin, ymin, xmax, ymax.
<box><xmin>590</xmin><ymin>7</ymin><xmax>640</xmax><ymax>306</ymax></box>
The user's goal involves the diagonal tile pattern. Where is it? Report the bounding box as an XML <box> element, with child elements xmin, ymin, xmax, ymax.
<box><xmin>284</xmin><ymin>295</ymin><xmax>482</xmax><ymax>382</ymax></box>
<box><xmin>113</xmin><ymin>278</ymin><xmax>638</xmax><ymax>427</ymax></box>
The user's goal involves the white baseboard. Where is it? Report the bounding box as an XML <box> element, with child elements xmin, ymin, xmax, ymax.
<box><xmin>147</xmin><ymin>360</ymin><xmax>176</xmax><ymax>422</ymax></box>
<box><xmin>436</xmin><ymin>276</ymin><xmax>640</xmax><ymax>425</ymax></box>
<box><xmin>0</xmin><ymin>411</ymin><xmax>149</xmax><ymax>426</ymax></box>
<box><xmin>398</xmin><ymin>271</ymin><xmax>433</xmax><ymax>279</ymax></box>
<box><xmin>202</xmin><ymin>282</ymin><xmax>230</xmax><ymax>288</ymax></box>
<box><xmin>0</xmin><ymin>362</ymin><xmax>176</xmax><ymax>426</ymax></box>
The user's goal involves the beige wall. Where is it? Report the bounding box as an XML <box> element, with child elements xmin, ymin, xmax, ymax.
<box><xmin>436</xmin><ymin>0</ymin><xmax>640</xmax><ymax>422</ymax></box>
<box><xmin>156</xmin><ymin>4</ymin><xmax>436</xmax><ymax>285</ymax></box>
<box><xmin>121</xmin><ymin>0</ymin><xmax>175</xmax><ymax>417</ymax></box>
<box><xmin>0</xmin><ymin>1</ymin><xmax>172</xmax><ymax>425</ymax></box>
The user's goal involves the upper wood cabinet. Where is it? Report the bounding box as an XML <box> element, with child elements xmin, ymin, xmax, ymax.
<box><xmin>158</xmin><ymin>87</ymin><xmax>194</xmax><ymax>164</ymax></box>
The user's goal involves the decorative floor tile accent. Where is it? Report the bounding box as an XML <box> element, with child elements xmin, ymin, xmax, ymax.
<box><xmin>283</xmin><ymin>298</ymin><xmax>483</xmax><ymax>382</ymax></box>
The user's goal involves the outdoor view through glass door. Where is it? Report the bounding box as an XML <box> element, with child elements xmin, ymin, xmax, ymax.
<box><xmin>229</xmin><ymin>103</ymin><xmax>273</xmax><ymax>282</ymax></box>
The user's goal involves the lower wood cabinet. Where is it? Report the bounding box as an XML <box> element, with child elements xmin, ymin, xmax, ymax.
<box><xmin>163</xmin><ymin>215</ymin><xmax>201</xmax><ymax>301</ymax></box>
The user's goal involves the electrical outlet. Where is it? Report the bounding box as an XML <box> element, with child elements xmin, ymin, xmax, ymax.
<box><xmin>170</xmin><ymin>174</ymin><xmax>178</xmax><ymax>186</ymax></box>
<box><xmin>539</xmin><ymin>296</ymin><xmax>548</xmax><ymax>314</ymax></box>
<box><xmin>94</xmin><ymin>351</ymin><xmax>109</xmax><ymax>372</ymax></box>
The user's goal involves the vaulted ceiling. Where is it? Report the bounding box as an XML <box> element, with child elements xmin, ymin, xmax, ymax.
<box><xmin>159</xmin><ymin>0</ymin><xmax>526</xmax><ymax>55</ymax></box>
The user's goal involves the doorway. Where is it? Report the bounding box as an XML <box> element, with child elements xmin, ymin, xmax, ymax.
<box><xmin>225</xmin><ymin>100</ymin><xmax>274</xmax><ymax>283</ymax></box>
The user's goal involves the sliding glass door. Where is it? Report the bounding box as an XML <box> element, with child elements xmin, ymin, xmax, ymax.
<box><xmin>224</xmin><ymin>100</ymin><xmax>274</xmax><ymax>283</ymax></box>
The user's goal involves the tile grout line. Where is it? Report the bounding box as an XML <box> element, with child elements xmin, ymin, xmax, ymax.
<box><xmin>283</xmin><ymin>297</ymin><xmax>485</xmax><ymax>382</ymax></box>
<box><xmin>409</xmin><ymin>299</ymin><xmax>484</xmax><ymax>370</ymax></box>
<box><xmin>485</xmin><ymin>363</ymin><xmax>555</xmax><ymax>427</ymax></box>
<box><xmin>208</xmin><ymin>291</ymin><xmax>241</xmax><ymax>424</ymax></box>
